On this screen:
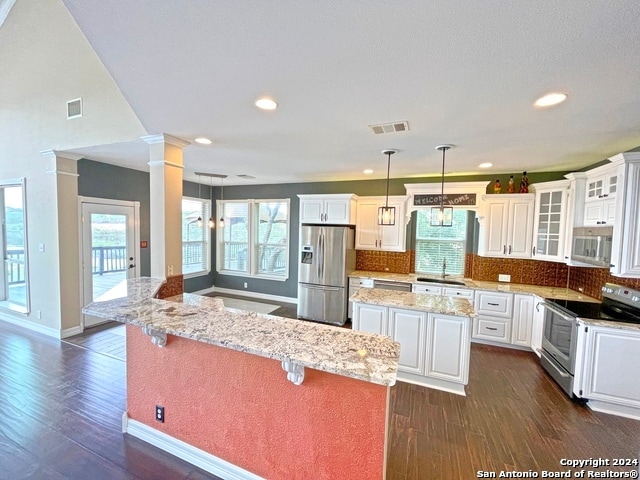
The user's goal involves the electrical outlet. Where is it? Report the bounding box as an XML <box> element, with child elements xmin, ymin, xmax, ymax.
<box><xmin>244</xmin><ymin>282</ymin><xmax>248</xmax><ymax>289</ymax></box>
<box><xmin>37</xmin><ymin>310</ymin><xmax>42</xmax><ymax>319</ymax></box>
<box><xmin>167</xmin><ymin>264</ymin><xmax>174</xmax><ymax>276</ymax></box>
<box><xmin>498</xmin><ymin>274</ymin><xmax>511</xmax><ymax>282</ymax></box>
<box><xmin>155</xmin><ymin>405</ymin><xmax>165</xmax><ymax>423</ymax></box>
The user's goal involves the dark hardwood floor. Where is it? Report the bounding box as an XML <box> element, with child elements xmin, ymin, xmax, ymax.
<box><xmin>2</xmin><ymin>300</ymin><xmax>639</xmax><ymax>479</ymax></box>
<box><xmin>0</xmin><ymin>321</ymin><xmax>221</xmax><ymax>480</ymax></box>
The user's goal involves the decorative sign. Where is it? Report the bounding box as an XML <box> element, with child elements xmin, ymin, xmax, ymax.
<box><xmin>413</xmin><ymin>193</ymin><xmax>477</xmax><ymax>207</ymax></box>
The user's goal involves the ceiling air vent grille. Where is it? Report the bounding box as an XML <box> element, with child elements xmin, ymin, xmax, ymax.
<box><xmin>237</xmin><ymin>174</ymin><xmax>256</xmax><ymax>179</ymax></box>
<box><xmin>67</xmin><ymin>98</ymin><xmax>82</xmax><ymax>119</ymax></box>
<box><xmin>368</xmin><ymin>121</ymin><xmax>409</xmax><ymax>135</ymax></box>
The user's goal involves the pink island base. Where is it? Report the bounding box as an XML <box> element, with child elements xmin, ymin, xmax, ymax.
<box><xmin>126</xmin><ymin>325</ymin><xmax>390</xmax><ymax>479</ymax></box>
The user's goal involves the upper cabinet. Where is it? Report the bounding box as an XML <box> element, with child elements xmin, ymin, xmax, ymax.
<box><xmin>355</xmin><ymin>196</ymin><xmax>408</xmax><ymax>252</ymax></box>
<box><xmin>298</xmin><ymin>194</ymin><xmax>358</xmax><ymax>225</ymax></box>
<box><xmin>480</xmin><ymin>194</ymin><xmax>535</xmax><ymax>258</ymax></box>
<box><xmin>531</xmin><ymin>180</ymin><xmax>570</xmax><ymax>262</ymax></box>
<box><xmin>583</xmin><ymin>165</ymin><xmax>618</xmax><ymax>226</ymax></box>
<box><xmin>610</xmin><ymin>153</ymin><xmax>640</xmax><ymax>277</ymax></box>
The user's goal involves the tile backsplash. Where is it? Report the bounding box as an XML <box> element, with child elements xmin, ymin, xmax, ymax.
<box><xmin>356</xmin><ymin>250</ymin><xmax>640</xmax><ymax>300</ymax></box>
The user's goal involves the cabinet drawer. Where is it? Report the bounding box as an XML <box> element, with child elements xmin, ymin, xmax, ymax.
<box><xmin>349</xmin><ymin>277</ymin><xmax>373</xmax><ymax>288</ymax></box>
<box><xmin>412</xmin><ymin>284</ymin><xmax>443</xmax><ymax>295</ymax></box>
<box><xmin>475</xmin><ymin>291</ymin><xmax>513</xmax><ymax>318</ymax></box>
<box><xmin>443</xmin><ymin>287</ymin><xmax>474</xmax><ymax>300</ymax></box>
<box><xmin>473</xmin><ymin>317</ymin><xmax>511</xmax><ymax>343</ymax></box>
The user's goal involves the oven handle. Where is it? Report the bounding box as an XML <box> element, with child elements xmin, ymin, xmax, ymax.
<box><xmin>539</xmin><ymin>301</ymin><xmax>577</xmax><ymax>324</ymax></box>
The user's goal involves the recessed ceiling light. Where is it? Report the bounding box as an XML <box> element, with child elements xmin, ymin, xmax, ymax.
<box><xmin>534</xmin><ymin>92</ymin><xmax>568</xmax><ymax>108</ymax></box>
<box><xmin>479</xmin><ymin>162</ymin><xmax>493</xmax><ymax>168</ymax></box>
<box><xmin>255</xmin><ymin>97</ymin><xmax>278</xmax><ymax>110</ymax></box>
<box><xmin>363</xmin><ymin>169</ymin><xmax>373</xmax><ymax>175</ymax></box>
<box><xmin>194</xmin><ymin>137</ymin><xmax>212</xmax><ymax>145</ymax></box>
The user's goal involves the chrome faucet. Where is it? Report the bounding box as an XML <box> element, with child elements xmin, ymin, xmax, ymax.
<box><xmin>442</xmin><ymin>257</ymin><xmax>447</xmax><ymax>278</ymax></box>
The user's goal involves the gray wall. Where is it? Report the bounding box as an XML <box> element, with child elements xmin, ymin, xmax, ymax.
<box><xmin>78</xmin><ymin>159</ymin><xmax>572</xmax><ymax>297</ymax></box>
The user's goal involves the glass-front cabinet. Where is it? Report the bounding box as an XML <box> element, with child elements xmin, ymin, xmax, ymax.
<box><xmin>531</xmin><ymin>180</ymin><xmax>569</xmax><ymax>262</ymax></box>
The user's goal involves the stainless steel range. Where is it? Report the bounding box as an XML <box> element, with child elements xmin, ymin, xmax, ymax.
<box><xmin>540</xmin><ymin>283</ymin><xmax>640</xmax><ymax>397</ymax></box>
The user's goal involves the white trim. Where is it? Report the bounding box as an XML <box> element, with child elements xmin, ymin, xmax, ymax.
<box><xmin>39</xmin><ymin>149</ymin><xmax>84</xmax><ymax>161</ymax></box>
<box><xmin>0</xmin><ymin>315</ymin><xmax>60</xmax><ymax>339</ymax></box>
<box><xmin>202</xmin><ymin>286</ymin><xmax>297</xmax><ymax>305</ymax></box>
<box><xmin>123</xmin><ymin>415</ymin><xmax>265</xmax><ymax>480</ymax></box>
<box><xmin>60</xmin><ymin>325</ymin><xmax>83</xmax><ymax>339</ymax></box>
<box><xmin>141</xmin><ymin>133</ymin><xmax>191</xmax><ymax>148</ymax></box>
<box><xmin>45</xmin><ymin>170</ymin><xmax>80</xmax><ymax>177</ymax></box>
<box><xmin>147</xmin><ymin>160</ymin><xmax>185</xmax><ymax>169</ymax></box>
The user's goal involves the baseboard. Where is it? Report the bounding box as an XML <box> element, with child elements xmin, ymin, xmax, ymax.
<box><xmin>198</xmin><ymin>286</ymin><xmax>297</xmax><ymax>305</ymax></box>
<box><xmin>0</xmin><ymin>315</ymin><xmax>60</xmax><ymax>339</ymax></box>
<box><xmin>587</xmin><ymin>399</ymin><xmax>640</xmax><ymax>421</ymax></box>
<box><xmin>122</xmin><ymin>414</ymin><xmax>265</xmax><ymax>480</ymax></box>
<box><xmin>60</xmin><ymin>325</ymin><xmax>83</xmax><ymax>339</ymax></box>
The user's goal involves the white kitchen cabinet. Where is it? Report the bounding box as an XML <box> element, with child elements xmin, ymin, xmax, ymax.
<box><xmin>480</xmin><ymin>194</ymin><xmax>535</xmax><ymax>258</ymax></box>
<box><xmin>531</xmin><ymin>180</ymin><xmax>569</xmax><ymax>262</ymax></box>
<box><xmin>577</xmin><ymin>324</ymin><xmax>640</xmax><ymax>420</ymax></box>
<box><xmin>388</xmin><ymin>308</ymin><xmax>427</xmax><ymax>375</ymax></box>
<box><xmin>443</xmin><ymin>286</ymin><xmax>474</xmax><ymax>301</ymax></box>
<box><xmin>352</xmin><ymin>301</ymin><xmax>471</xmax><ymax>395</ymax></box>
<box><xmin>583</xmin><ymin>165</ymin><xmax>618</xmax><ymax>226</ymax></box>
<box><xmin>530</xmin><ymin>295</ymin><xmax>545</xmax><ymax>356</ymax></box>
<box><xmin>511</xmin><ymin>294</ymin><xmax>534</xmax><ymax>347</ymax></box>
<box><xmin>610</xmin><ymin>153</ymin><xmax>640</xmax><ymax>277</ymax></box>
<box><xmin>351</xmin><ymin>303</ymin><xmax>387</xmax><ymax>335</ymax></box>
<box><xmin>298</xmin><ymin>194</ymin><xmax>358</xmax><ymax>224</ymax></box>
<box><xmin>348</xmin><ymin>277</ymin><xmax>373</xmax><ymax>318</ymax></box>
<box><xmin>412</xmin><ymin>283</ymin><xmax>443</xmax><ymax>295</ymax></box>
<box><xmin>426</xmin><ymin>313</ymin><xmax>470</xmax><ymax>385</ymax></box>
<box><xmin>355</xmin><ymin>196</ymin><xmax>407</xmax><ymax>251</ymax></box>
<box><xmin>473</xmin><ymin>290</ymin><xmax>514</xmax><ymax>345</ymax></box>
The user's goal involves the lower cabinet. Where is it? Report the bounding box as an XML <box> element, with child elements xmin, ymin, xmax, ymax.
<box><xmin>472</xmin><ymin>290</ymin><xmax>536</xmax><ymax>350</ymax></box>
<box><xmin>352</xmin><ymin>303</ymin><xmax>471</xmax><ymax>395</ymax></box>
<box><xmin>575</xmin><ymin>324</ymin><xmax>640</xmax><ymax>420</ymax></box>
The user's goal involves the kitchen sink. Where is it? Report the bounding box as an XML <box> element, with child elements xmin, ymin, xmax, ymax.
<box><xmin>416</xmin><ymin>277</ymin><xmax>466</xmax><ymax>286</ymax></box>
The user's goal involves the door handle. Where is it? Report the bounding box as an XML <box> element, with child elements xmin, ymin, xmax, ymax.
<box><xmin>508</xmin><ymin>245</ymin><xmax>512</xmax><ymax>254</ymax></box>
<box><xmin>503</xmin><ymin>245</ymin><xmax>506</xmax><ymax>254</ymax></box>
<box><xmin>487</xmin><ymin>302</ymin><xmax>500</xmax><ymax>306</ymax></box>
<box><xmin>128</xmin><ymin>264</ymin><xmax>136</xmax><ymax>269</ymax></box>
<box><xmin>532</xmin><ymin>246</ymin><xmax>536</xmax><ymax>256</ymax></box>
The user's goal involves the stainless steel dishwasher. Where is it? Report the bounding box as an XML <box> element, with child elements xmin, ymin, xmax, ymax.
<box><xmin>373</xmin><ymin>280</ymin><xmax>412</xmax><ymax>292</ymax></box>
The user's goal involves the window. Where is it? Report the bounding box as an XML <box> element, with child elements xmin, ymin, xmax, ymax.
<box><xmin>217</xmin><ymin>199</ymin><xmax>289</xmax><ymax>280</ymax></box>
<box><xmin>182</xmin><ymin>197</ymin><xmax>211</xmax><ymax>277</ymax></box>
<box><xmin>415</xmin><ymin>209</ymin><xmax>468</xmax><ymax>276</ymax></box>
<box><xmin>0</xmin><ymin>179</ymin><xmax>30</xmax><ymax>313</ymax></box>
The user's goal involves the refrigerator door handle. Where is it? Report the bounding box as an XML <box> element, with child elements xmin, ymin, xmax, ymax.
<box><xmin>300</xmin><ymin>284</ymin><xmax>341</xmax><ymax>292</ymax></box>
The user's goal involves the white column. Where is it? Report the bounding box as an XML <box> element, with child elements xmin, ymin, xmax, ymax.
<box><xmin>142</xmin><ymin>134</ymin><xmax>190</xmax><ymax>279</ymax></box>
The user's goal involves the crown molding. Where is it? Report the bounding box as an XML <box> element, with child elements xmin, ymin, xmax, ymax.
<box><xmin>141</xmin><ymin>133</ymin><xmax>191</xmax><ymax>148</ymax></box>
<box><xmin>39</xmin><ymin>149</ymin><xmax>84</xmax><ymax>161</ymax></box>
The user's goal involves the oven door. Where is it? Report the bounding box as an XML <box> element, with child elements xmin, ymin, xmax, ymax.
<box><xmin>541</xmin><ymin>302</ymin><xmax>578</xmax><ymax>375</ymax></box>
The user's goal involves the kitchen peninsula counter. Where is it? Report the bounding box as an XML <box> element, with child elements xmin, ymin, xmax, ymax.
<box><xmin>82</xmin><ymin>277</ymin><xmax>397</xmax><ymax>480</ymax></box>
<box><xmin>83</xmin><ymin>277</ymin><xmax>400</xmax><ymax>386</ymax></box>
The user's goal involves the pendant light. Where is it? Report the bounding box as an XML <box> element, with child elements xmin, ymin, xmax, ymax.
<box><xmin>208</xmin><ymin>176</ymin><xmax>215</xmax><ymax>229</ymax></box>
<box><xmin>431</xmin><ymin>144</ymin><xmax>454</xmax><ymax>227</ymax></box>
<box><xmin>196</xmin><ymin>174</ymin><xmax>203</xmax><ymax>227</ymax></box>
<box><xmin>378</xmin><ymin>149</ymin><xmax>397</xmax><ymax>226</ymax></box>
<box><xmin>218</xmin><ymin>176</ymin><xmax>225</xmax><ymax>228</ymax></box>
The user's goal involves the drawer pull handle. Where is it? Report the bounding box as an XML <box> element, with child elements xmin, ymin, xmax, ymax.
<box><xmin>486</xmin><ymin>327</ymin><xmax>498</xmax><ymax>331</ymax></box>
<box><xmin>487</xmin><ymin>302</ymin><xmax>500</xmax><ymax>306</ymax></box>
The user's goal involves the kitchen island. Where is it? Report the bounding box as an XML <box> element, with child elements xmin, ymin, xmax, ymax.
<box><xmin>83</xmin><ymin>278</ymin><xmax>400</xmax><ymax>480</ymax></box>
<box><xmin>351</xmin><ymin>288</ymin><xmax>476</xmax><ymax>395</ymax></box>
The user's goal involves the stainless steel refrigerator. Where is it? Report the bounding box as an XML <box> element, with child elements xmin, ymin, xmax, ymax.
<box><xmin>297</xmin><ymin>225</ymin><xmax>355</xmax><ymax>325</ymax></box>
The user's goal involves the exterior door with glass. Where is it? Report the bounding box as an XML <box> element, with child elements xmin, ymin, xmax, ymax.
<box><xmin>81</xmin><ymin>199</ymin><xmax>139</xmax><ymax>328</ymax></box>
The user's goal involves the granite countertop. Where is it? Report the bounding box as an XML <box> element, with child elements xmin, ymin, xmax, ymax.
<box><xmin>351</xmin><ymin>288</ymin><xmax>476</xmax><ymax>318</ymax></box>
<box><xmin>82</xmin><ymin>278</ymin><xmax>400</xmax><ymax>387</ymax></box>
<box><xmin>350</xmin><ymin>270</ymin><xmax>600</xmax><ymax>303</ymax></box>
<box><xmin>578</xmin><ymin>318</ymin><xmax>640</xmax><ymax>332</ymax></box>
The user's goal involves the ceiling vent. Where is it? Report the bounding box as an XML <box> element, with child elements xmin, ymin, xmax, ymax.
<box><xmin>67</xmin><ymin>98</ymin><xmax>82</xmax><ymax>119</ymax></box>
<box><xmin>368</xmin><ymin>121</ymin><xmax>409</xmax><ymax>135</ymax></box>
<box><xmin>237</xmin><ymin>174</ymin><xmax>255</xmax><ymax>180</ymax></box>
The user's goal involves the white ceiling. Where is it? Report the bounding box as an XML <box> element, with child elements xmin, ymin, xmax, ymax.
<box><xmin>61</xmin><ymin>0</ymin><xmax>640</xmax><ymax>185</ymax></box>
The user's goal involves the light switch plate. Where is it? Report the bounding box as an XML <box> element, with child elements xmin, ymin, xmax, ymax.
<box><xmin>498</xmin><ymin>274</ymin><xmax>511</xmax><ymax>282</ymax></box>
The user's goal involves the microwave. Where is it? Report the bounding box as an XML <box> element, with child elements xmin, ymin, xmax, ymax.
<box><xmin>571</xmin><ymin>226</ymin><xmax>613</xmax><ymax>267</ymax></box>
